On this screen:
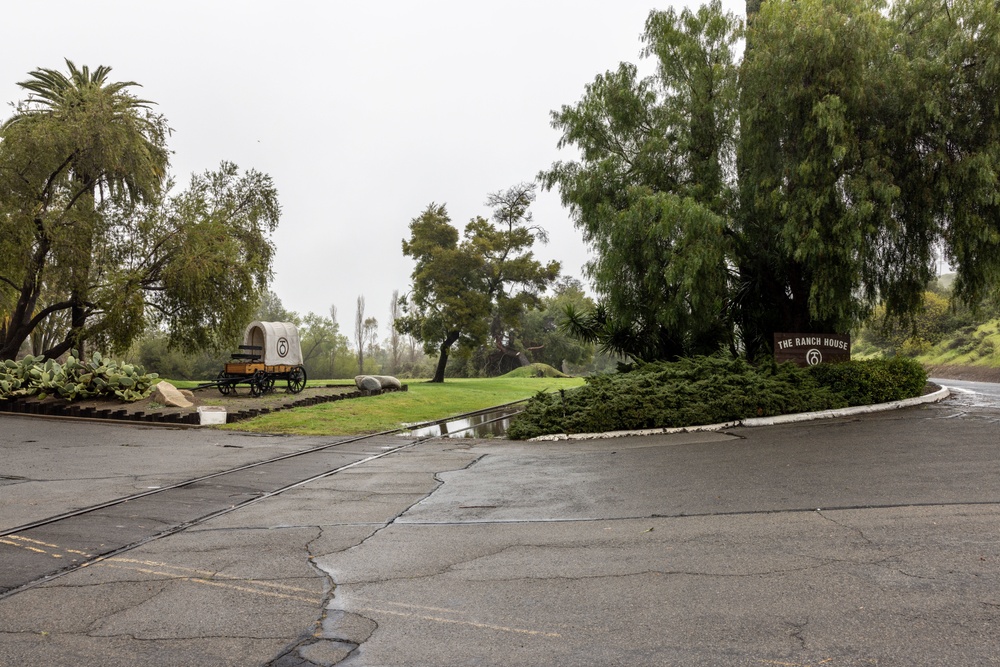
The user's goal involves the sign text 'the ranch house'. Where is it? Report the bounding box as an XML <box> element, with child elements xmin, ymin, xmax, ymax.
<box><xmin>773</xmin><ymin>333</ymin><xmax>851</xmax><ymax>367</ymax></box>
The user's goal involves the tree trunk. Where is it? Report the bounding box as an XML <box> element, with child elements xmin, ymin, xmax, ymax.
<box><xmin>495</xmin><ymin>336</ymin><xmax>531</xmax><ymax>367</ymax></box>
<box><xmin>69</xmin><ymin>299</ymin><xmax>87</xmax><ymax>360</ymax></box>
<box><xmin>1</xmin><ymin>234</ymin><xmax>52</xmax><ymax>360</ymax></box>
<box><xmin>41</xmin><ymin>333</ymin><xmax>81</xmax><ymax>361</ymax></box>
<box><xmin>431</xmin><ymin>331</ymin><xmax>460</xmax><ymax>383</ymax></box>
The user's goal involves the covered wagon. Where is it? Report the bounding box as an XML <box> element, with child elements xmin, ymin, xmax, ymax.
<box><xmin>212</xmin><ymin>321</ymin><xmax>307</xmax><ymax>396</ymax></box>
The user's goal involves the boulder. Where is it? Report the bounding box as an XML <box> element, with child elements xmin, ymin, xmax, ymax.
<box><xmin>373</xmin><ymin>375</ymin><xmax>402</xmax><ymax>389</ymax></box>
<box><xmin>179</xmin><ymin>389</ymin><xmax>195</xmax><ymax>399</ymax></box>
<box><xmin>354</xmin><ymin>375</ymin><xmax>382</xmax><ymax>392</ymax></box>
<box><xmin>152</xmin><ymin>381</ymin><xmax>193</xmax><ymax>408</ymax></box>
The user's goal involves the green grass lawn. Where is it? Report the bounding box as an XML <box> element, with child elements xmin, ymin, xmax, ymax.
<box><xmin>217</xmin><ymin>376</ymin><xmax>585</xmax><ymax>436</ymax></box>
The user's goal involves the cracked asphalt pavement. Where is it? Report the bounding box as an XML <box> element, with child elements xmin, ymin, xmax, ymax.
<box><xmin>1</xmin><ymin>382</ymin><xmax>998</xmax><ymax>666</ymax></box>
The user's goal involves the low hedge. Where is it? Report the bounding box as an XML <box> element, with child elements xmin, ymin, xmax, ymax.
<box><xmin>507</xmin><ymin>356</ymin><xmax>927</xmax><ymax>440</ymax></box>
<box><xmin>806</xmin><ymin>357</ymin><xmax>927</xmax><ymax>406</ymax></box>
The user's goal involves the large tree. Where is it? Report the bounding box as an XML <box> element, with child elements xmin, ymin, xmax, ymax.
<box><xmin>0</xmin><ymin>61</ymin><xmax>280</xmax><ymax>360</ymax></box>
<box><xmin>397</xmin><ymin>184</ymin><xmax>560</xmax><ymax>382</ymax></box>
<box><xmin>738</xmin><ymin>0</ymin><xmax>1000</xmax><ymax>357</ymax></box>
<box><xmin>542</xmin><ymin>2</ymin><xmax>738</xmax><ymax>361</ymax></box>
<box><xmin>543</xmin><ymin>0</ymin><xmax>1000</xmax><ymax>362</ymax></box>
<box><xmin>0</xmin><ymin>61</ymin><xmax>164</xmax><ymax>358</ymax></box>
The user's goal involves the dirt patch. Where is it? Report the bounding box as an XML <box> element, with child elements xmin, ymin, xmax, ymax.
<box><xmin>171</xmin><ymin>384</ymin><xmax>358</xmax><ymax>415</ymax></box>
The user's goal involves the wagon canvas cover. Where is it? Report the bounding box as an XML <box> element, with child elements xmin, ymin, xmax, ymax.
<box><xmin>242</xmin><ymin>321</ymin><xmax>303</xmax><ymax>366</ymax></box>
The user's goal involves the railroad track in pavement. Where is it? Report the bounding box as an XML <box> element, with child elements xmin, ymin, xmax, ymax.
<box><xmin>0</xmin><ymin>430</ymin><xmax>433</xmax><ymax>600</ymax></box>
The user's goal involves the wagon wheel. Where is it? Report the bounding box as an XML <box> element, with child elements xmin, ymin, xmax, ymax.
<box><xmin>217</xmin><ymin>370</ymin><xmax>234</xmax><ymax>396</ymax></box>
<box><xmin>287</xmin><ymin>366</ymin><xmax>307</xmax><ymax>394</ymax></box>
<box><xmin>248</xmin><ymin>371</ymin><xmax>267</xmax><ymax>397</ymax></box>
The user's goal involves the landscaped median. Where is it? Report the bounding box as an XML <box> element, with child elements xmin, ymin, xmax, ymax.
<box><xmin>506</xmin><ymin>357</ymin><xmax>933</xmax><ymax>440</ymax></box>
<box><xmin>0</xmin><ymin>357</ymin><xmax>942</xmax><ymax>439</ymax></box>
<box><xmin>528</xmin><ymin>386</ymin><xmax>950</xmax><ymax>441</ymax></box>
<box><xmin>0</xmin><ymin>362</ymin><xmax>584</xmax><ymax>432</ymax></box>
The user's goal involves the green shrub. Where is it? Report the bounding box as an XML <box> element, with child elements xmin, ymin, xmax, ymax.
<box><xmin>507</xmin><ymin>357</ymin><xmax>847</xmax><ymax>440</ymax></box>
<box><xmin>0</xmin><ymin>353</ymin><xmax>159</xmax><ymax>403</ymax></box>
<box><xmin>508</xmin><ymin>356</ymin><xmax>929</xmax><ymax>440</ymax></box>
<box><xmin>806</xmin><ymin>358</ymin><xmax>927</xmax><ymax>406</ymax></box>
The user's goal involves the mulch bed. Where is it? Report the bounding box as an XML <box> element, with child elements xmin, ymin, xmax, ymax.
<box><xmin>0</xmin><ymin>384</ymin><xmax>405</xmax><ymax>426</ymax></box>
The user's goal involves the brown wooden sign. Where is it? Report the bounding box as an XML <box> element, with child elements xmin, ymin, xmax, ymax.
<box><xmin>774</xmin><ymin>333</ymin><xmax>851</xmax><ymax>367</ymax></box>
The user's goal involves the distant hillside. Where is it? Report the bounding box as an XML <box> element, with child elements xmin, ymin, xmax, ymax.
<box><xmin>912</xmin><ymin>318</ymin><xmax>1000</xmax><ymax>381</ymax></box>
<box><xmin>916</xmin><ymin>319</ymin><xmax>1000</xmax><ymax>367</ymax></box>
<box><xmin>935</xmin><ymin>272</ymin><xmax>956</xmax><ymax>291</ymax></box>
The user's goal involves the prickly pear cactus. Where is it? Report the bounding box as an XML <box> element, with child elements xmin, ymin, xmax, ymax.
<box><xmin>0</xmin><ymin>354</ymin><xmax>159</xmax><ymax>403</ymax></box>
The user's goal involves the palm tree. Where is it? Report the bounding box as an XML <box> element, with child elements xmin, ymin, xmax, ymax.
<box><xmin>10</xmin><ymin>58</ymin><xmax>168</xmax><ymax>203</ymax></box>
<box><xmin>0</xmin><ymin>60</ymin><xmax>170</xmax><ymax>360</ymax></box>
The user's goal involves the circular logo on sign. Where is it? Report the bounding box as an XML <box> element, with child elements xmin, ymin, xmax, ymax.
<box><xmin>277</xmin><ymin>337</ymin><xmax>289</xmax><ymax>357</ymax></box>
<box><xmin>806</xmin><ymin>348</ymin><xmax>823</xmax><ymax>366</ymax></box>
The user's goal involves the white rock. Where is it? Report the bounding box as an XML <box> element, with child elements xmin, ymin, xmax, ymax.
<box><xmin>152</xmin><ymin>381</ymin><xmax>193</xmax><ymax>408</ymax></box>
<box><xmin>372</xmin><ymin>375</ymin><xmax>402</xmax><ymax>389</ymax></box>
<box><xmin>354</xmin><ymin>375</ymin><xmax>382</xmax><ymax>391</ymax></box>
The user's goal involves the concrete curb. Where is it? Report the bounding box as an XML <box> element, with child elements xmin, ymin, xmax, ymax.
<box><xmin>529</xmin><ymin>386</ymin><xmax>952</xmax><ymax>442</ymax></box>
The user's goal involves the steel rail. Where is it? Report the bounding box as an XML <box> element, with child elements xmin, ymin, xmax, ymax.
<box><xmin>0</xmin><ymin>434</ymin><xmax>436</xmax><ymax>601</ymax></box>
<box><xmin>0</xmin><ymin>403</ymin><xmax>522</xmax><ymax>539</ymax></box>
<box><xmin>0</xmin><ymin>404</ymin><xmax>521</xmax><ymax>600</ymax></box>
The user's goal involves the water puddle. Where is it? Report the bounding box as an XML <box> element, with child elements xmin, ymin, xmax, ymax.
<box><xmin>400</xmin><ymin>407</ymin><xmax>522</xmax><ymax>439</ymax></box>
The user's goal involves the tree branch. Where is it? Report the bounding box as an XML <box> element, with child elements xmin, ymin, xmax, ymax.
<box><xmin>25</xmin><ymin>300</ymin><xmax>75</xmax><ymax>332</ymax></box>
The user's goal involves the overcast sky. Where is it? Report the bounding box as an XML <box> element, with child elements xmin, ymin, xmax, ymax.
<box><xmin>3</xmin><ymin>0</ymin><xmax>746</xmax><ymax>332</ymax></box>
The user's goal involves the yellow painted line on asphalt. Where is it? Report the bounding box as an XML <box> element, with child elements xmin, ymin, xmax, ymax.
<box><xmin>180</xmin><ymin>574</ymin><xmax>324</xmax><ymax>605</ymax></box>
<box><xmin>343</xmin><ymin>595</ymin><xmax>562</xmax><ymax>638</ymax></box>
<box><xmin>2</xmin><ymin>535</ymin><xmax>93</xmax><ymax>558</ymax></box>
<box><xmin>0</xmin><ymin>538</ymin><xmax>49</xmax><ymax>554</ymax></box>
<box><xmin>101</xmin><ymin>564</ymin><xmax>324</xmax><ymax>605</ymax></box>
<box><xmin>96</xmin><ymin>558</ymin><xmax>323</xmax><ymax>604</ymax></box>
<box><xmin>105</xmin><ymin>557</ymin><xmax>320</xmax><ymax>595</ymax></box>
<box><xmin>757</xmin><ymin>659</ymin><xmax>838</xmax><ymax>667</ymax></box>
<box><xmin>5</xmin><ymin>540</ymin><xmax>554</xmax><ymax>637</ymax></box>
<box><xmin>107</xmin><ymin>557</ymin><xmax>225</xmax><ymax>579</ymax></box>
<box><xmin>6</xmin><ymin>535</ymin><xmax>62</xmax><ymax>548</ymax></box>
<box><xmin>0</xmin><ymin>542</ymin><xmax>323</xmax><ymax>604</ymax></box>
<box><xmin>353</xmin><ymin>596</ymin><xmax>480</xmax><ymax>615</ymax></box>
<box><xmin>355</xmin><ymin>605</ymin><xmax>561</xmax><ymax>638</ymax></box>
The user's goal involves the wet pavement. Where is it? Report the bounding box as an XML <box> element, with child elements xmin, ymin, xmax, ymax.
<box><xmin>0</xmin><ymin>382</ymin><xmax>998</xmax><ymax>666</ymax></box>
<box><xmin>931</xmin><ymin>377</ymin><xmax>1000</xmax><ymax>420</ymax></box>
